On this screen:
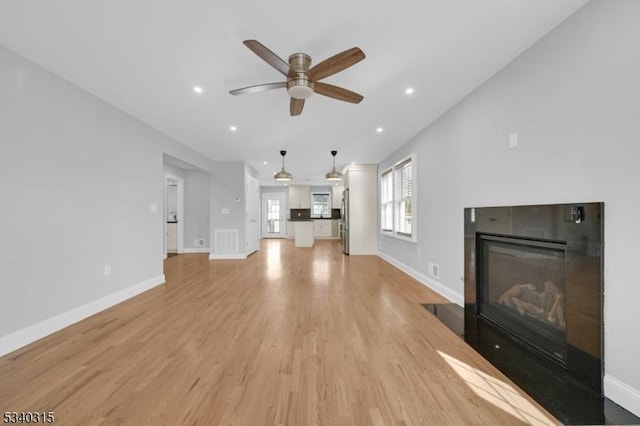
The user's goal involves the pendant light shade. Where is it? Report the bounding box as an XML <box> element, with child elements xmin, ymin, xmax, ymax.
<box><xmin>325</xmin><ymin>150</ymin><xmax>343</xmax><ymax>181</ymax></box>
<box><xmin>274</xmin><ymin>150</ymin><xmax>292</xmax><ymax>181</ymax></box>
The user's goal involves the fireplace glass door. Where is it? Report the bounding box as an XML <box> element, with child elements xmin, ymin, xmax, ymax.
<box><xmin>478</xmin><ymin>234</ymin><xmax>568</xmax><ymax>365</ymax></box>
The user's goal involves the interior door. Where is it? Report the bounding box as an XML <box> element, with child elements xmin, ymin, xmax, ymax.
<box><xmin>261</xmin><ymin>192</ymin><xmax>287</xmax><ymax>238</ymax></box>
<box><xmin>246</xmin><ymin>175</ymin><xmax>260</xmax><ymax>255</ymax></box>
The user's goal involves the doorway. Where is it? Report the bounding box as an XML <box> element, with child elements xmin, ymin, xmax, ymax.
<box><xmin>261</xmin><ymin>192</ymin><xmax>287</xmax><ymax>238</ymax></box>
<box><xmin>164</xmin><ymin>175</ymin><xmax>184</xmax><ymax>258</ymax></box>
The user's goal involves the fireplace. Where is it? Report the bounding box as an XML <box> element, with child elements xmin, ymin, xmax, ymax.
<box><xmin>465</xmin><ymin>203</ymin><xmax>603</xmax><ymax>392</ymax></box>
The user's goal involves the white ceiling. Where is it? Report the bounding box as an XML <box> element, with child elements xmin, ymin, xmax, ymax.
<box><xmin>0</xmin><ymin>0</ymin><xmax>588</xmax><ymax>185</ymax></box>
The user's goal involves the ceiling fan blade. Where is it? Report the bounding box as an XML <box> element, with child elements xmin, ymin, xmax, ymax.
<box><xmin>314</xmin><ymin>82</ymin><xmax>364</xmax><ymax>104</ymax></box>
<box><xmin>229</xmin><ymin>82</ymin><xmax>286</xmax><ymax>95</ymax></box>
<box><xmin>243</xmin><ymin>40</ymin><xmax>290</xmax><ymax>76</ymax></box>
<box><xmin>307</xmin><ymin>47</ymin><xmax>365</xmax><ymax>81</ymax></box>
<box><xmin>290</xmin><ymin>98</ymin><xmax>305</xmax><ymax>116</ymax></box>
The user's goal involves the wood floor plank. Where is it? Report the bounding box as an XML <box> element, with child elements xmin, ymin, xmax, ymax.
<box><xmin>0</xmin><ymin>239</ymin><xmax>559</xmax><ymax>425</ymax></box>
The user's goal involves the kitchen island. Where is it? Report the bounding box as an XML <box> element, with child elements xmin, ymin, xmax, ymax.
<box><xmin>289</xmin><ymin>220</ymin><xmax>314</xmax><ymax>247</ymax></box>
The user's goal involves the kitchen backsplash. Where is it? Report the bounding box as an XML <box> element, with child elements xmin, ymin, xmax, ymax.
<box><xmin>290</xmin><ymin>209</ymin><xmax>341</xmax><ymax>219</ymax></box>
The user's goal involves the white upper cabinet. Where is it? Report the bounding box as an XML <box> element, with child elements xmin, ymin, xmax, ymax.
<box><xmin>289</xmin><ymin>185</ymin><xmax>310</xmax><ymax>209</ymax></box>
<box><xmin>332</xmin><ymin>185</ymin><xmax>344</xmax><ymax>208</ymax></box>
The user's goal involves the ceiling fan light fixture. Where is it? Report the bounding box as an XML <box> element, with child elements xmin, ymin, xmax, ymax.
<box><xmin>287</xmin><ymin>77</ymin><xmax>315</xmax><ymax>99</ymax></box>
<box><xmin>274</xmin><ymin>150</ymin><xmax>292</xmax><ymax>182</ymax></box>
<box><xmin>325</xmin><ymin>150</ymin><xmax>343</xmax><ymax>181</ymax></box>
<box><xmin>230</xmin><ymin>40</ymin><xmax>366</xmax><ymax>116</ymax></box>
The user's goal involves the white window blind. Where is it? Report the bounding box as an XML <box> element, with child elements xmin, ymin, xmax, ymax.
<box><xmin>381</xmin><ymin>169</ymin><xmax>393</xmax><ymax>231</ymax></box>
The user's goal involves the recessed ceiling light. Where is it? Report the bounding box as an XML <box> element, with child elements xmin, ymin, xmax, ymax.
<box><xmin>376</xmin><ymin>127</ymin><xmax>384</xmax><ymax>133</ymax></box>
<box><xmin>230</xmin><ymin>125</ymin><xmax>237</xmax><ymax>132</ymax></box>
<box><xmin>405</xmin><ymin>87</ymin><xmax>414</xmax><ymax>95</ymax></box>
<box><xmin>284</xmin><ymin>183</ymin><xmax>288</xmax><ymax>186</ymax></box>
<box><xmin>263</xmin><ymin>161</ymin><xmax>268</xmax><ymax>165</ymax></box>
<box><xmin>193</xmin><ymin>86</ymin><xmax>203</xmax><ymax>94</ymax></box>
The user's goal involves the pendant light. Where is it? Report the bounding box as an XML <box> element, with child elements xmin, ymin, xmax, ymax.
<box><xmin>274</xmin><ymin>150</ymin><xmax>292</xmax><ymax>181</ymax></box>
<box><xmin>325</xmin><ymin>150</ymin><xmax>343</xmax><ymax>181</ymax></box>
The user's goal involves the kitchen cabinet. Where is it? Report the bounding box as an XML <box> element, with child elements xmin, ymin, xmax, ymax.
<box><xmin>167</xmin><ymin>222</ymin><xmax>177</xmax><ymax>253</ymax></box>
<box><xmin>312</xmin><ymin>219</ymin><xmax>339</xmax><ymax>239</ymax></box>
<box><xmin>313</xmin><ymin>220</ymin><xmax>332</xmax><ymax>238</ymax></box>
<box><xmin>289</xmin><ymin>185</ymin><xmax>310</xmax><ymax>209</ymax></box>
<box><xmin>331</xmin><ymin>220</ymin><xmax>339</xmax><ymax>238</ymax></box>
<box><xmin>332</xmin><ymin>185</ymin><xmax>344</xmax><ymax>209</ymax></box>
<box><xmin>294</xmin><ymin>221</ymin><xmax>314</xmax><ymax>247</ymax></box>
<box><xmin>343</xmin><ymin>164</ymin><xmax>378</xmax><ymax>255</ymax></box>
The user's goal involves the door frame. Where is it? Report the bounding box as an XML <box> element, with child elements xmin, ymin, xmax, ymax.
<box><xmin>245</xmin><ymin>175</ymin><xmax>260</xmax><ymax>255</ymax></box>
<box><xmin>164</xmin><ymin>174</ymin><xmax>184</xmax><ymax>258</ymax></box>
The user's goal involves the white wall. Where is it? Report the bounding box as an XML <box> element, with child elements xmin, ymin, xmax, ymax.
<box><xmin>0</xmin><ymin>43</ymin><xmax>214</xmax><ymax>353</ymax></box>
<box><xmin>378</xmin><ymin>0</ymin><xmax>640</xmax><ymax>415</ymax></box>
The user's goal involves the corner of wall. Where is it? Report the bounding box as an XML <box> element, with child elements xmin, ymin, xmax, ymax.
<box><xmin>604</xmin><ymin>375</ymin><xmax>640</xmax><ymax>418</ymax></box>
<box><xmin>378</xmin><ymin>251</ymin><xmax>463</xmax><ymax>306</ymax></box>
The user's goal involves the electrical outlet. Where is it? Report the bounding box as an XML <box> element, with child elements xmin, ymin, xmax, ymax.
<box><xmin>509</xmin><ymin>132</ymin><xmax>518</xmax><ymax>148</ymax></box>
<box><xmin>428</xmin><ymin>261</ymin><xmax>439</xmax><ymax>279</ymax></box>
<box><xmin>194</xmin><ymin>239</ymin><xmax>205</xmax><ymax>247</ymax></box>
<box><xmin>104</xmin><ymin>264</ymin><xmax>112</xmax><ymax>277</ymax></box>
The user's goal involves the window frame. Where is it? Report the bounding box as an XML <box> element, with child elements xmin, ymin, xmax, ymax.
<box><xmin>380</xmin><ymin>154</ymin><xmax>417</xmax><ymax>242</ymax></box>
<box><xmin>310</xmin><ymin>192</ymin><xmax>332</xmax><ymax>218</ymax></box>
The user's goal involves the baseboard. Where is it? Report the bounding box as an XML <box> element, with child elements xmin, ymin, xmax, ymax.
<box><xmin>0</xmin><ymin>274</ymin><xmax>165</xmax><ymax>358</ymax></box>
<box><xmin>604</xmin><ymin>375</ymin><xmax>640</xmax><ymax>417</ymax></box>
<box><xmin>378</xmin><ymin>251</ymin><xmax>463</xmax><ymax>306</ymax></box>
<box><xmin>209</xmin><ymin>253</ymin><xmax>247</xmax><ymax>260</ymax></box>
<box><xmin>182</xmin><ymin>248</ymin><xmax>211</xmax><ymax>253</ymax></box>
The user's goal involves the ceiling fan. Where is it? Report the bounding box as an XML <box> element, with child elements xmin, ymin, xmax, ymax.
<box><xmin>229</xmin><ymin>40</ymin><xmax>365</xmax><ymax>116</ymax></box>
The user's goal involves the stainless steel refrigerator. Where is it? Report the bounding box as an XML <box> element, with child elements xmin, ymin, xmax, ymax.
<box><xmin>341</xmin><ymin>188</ymin><xmax>349</xmax><ymax>254</ymax></box>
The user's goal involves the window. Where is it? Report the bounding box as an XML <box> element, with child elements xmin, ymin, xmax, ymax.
<box><xmin>380</xmin><ymin>154</ymin><xmax>416</xmax><ymax>241</ymax></box>
<box><xmin>311</xmin><ymin>193</ymin><xmax>331</xmax><ymax>217</ymax></box>
<box><xmin>381</xmin><ymin>170</ymin><xmax>393</xmax><ymax>231</ymax></box>
<box><xmin>266</xmin><ymin>199</ymin><xmax>281</xmax><ymax>233</ymax></box>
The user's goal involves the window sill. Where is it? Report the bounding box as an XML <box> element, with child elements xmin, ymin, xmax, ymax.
<box><xmin>381</xmin><ymin>230</ymin><xmax>416</xmax><ymax>243</ymax></box>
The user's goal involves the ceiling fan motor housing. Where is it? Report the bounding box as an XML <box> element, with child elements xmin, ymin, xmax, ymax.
<box><xmin>287</xmin><ymin>53</ymin><xmax>314</xmax><ymax>99</ymax></box>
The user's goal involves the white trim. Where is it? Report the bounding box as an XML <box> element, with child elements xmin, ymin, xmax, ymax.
<box><xmin>209</xmin><ymin>253</ymin><xmax>247</xmax><ymax>260</ymax></box>
<box><xmin>182</xmin><ymin>248</ymin><xmax>211</xmax><ymax>254</ymax></box>
<box><xmin>378</xmin><ymin>251</ymin><xmax>463</xmax><ymax>306</ymax></box>
<box><xmin>0</xmin><ymin>274</ymin><xmax>165</xmax><ymax>357</ymax></box>
<box><xmin>604</xmin><ymin>375</ymin><xmax>640</xmax><ymax>417</ymax></box>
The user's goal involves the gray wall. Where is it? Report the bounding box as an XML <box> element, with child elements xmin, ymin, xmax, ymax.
<box><xmin>209</xmin><ymin>161</ymin><xmax>246</xmax><ymax>255</ymax></box>
<box><xmin>0</xmin><ymin>43</ymin><xmax>213</xmax><ymax>338</ymax></box>
<box><xmin>184</xmin><ymin>170</ymin><xmax>210</xmax><ymax>249</ymax></box>
<box><xmin>378</xmin><ymin>0</ymin><xmax>640</xmax><ymax>413</ymax></box>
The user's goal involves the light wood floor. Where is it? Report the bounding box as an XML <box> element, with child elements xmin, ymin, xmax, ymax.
<box><xmin>0</xmin><ymin>239</ymin><xmax>559</xmax><ymax>425</ymax></box>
